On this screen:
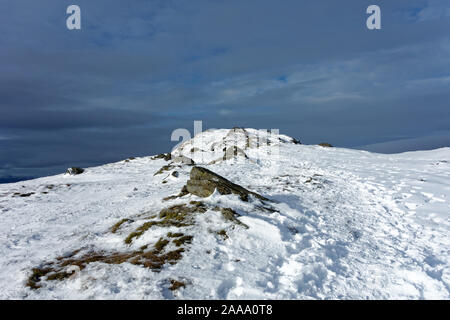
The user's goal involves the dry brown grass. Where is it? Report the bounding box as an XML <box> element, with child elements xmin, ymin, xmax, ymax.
<box><xmin>169</xmin><ymin>279</ymin><xmax>186</xmax><ymax>291</ymax></box>
<box><xmin>172</xmin><ymin>235</ymin><xmax>193</xmax><ymax>247</ymax></box>
<box><xmin>110</xmin><ymin>218</ymin><xmax>131</xmax><ymax>233</ymax></box>
<box><xmin>27</xmin><ymin>245</ymin><xmax>186</xmax><ymax>289</ymax></box>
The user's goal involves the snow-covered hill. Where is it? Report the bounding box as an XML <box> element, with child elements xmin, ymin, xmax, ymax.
<box><xmin>0</xmin><ymin>128</ymin><xmax>449</xmax><ymax>299</ymax></box>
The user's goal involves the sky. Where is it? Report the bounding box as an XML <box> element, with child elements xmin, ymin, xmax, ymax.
<box><xmin>0</xmin><ymin>0</ymin><xmax>449</xmax><ymax>182</ymax></box>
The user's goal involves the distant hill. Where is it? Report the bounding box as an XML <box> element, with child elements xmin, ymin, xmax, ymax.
<box><xmin>0</xmin><ymin>176</ymin><xmax>34</xmax><ymax>184</ymax></box>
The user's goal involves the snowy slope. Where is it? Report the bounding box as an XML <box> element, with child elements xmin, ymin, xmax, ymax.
<box><xmin>0</xmin><ymin>129</ymin><xmax>449</xmax><ymax>299</ymax></box>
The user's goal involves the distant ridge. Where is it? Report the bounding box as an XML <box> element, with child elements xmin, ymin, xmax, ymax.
<box><xmin>0</xmin><ymin>176</ymin><xmax>35</xmax><ymax>184</ymax></box>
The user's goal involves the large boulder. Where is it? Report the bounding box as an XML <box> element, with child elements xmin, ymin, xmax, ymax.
<box><xmin>185</xmin><ymin>166</ymin><xmax>268</xmax><ymax>202</ymax></box>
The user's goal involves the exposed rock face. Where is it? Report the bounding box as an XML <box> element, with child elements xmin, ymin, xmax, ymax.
<box><xmin>67</xmin><ymin>167</ymin><xmax>84</xmax><ymax>175</ymax></box>
<box><xmin>185</xmin><ymin>166</ymin><xmax>268</xmax><ymax>202</ymax></box>
<box><xmin>217</xmin><ymin>207</ymin><xmax>249</xmax><ymax>229</ymax></box>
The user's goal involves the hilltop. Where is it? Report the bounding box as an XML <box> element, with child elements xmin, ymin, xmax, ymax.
<box><xmin>0</xmin><ymin>128</ymin><xmax>449</xmax><ymax>299</ymax></box>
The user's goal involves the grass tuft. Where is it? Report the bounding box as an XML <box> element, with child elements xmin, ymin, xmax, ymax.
<box><xmin>173</xmin><ymin>235</ymin><xmax>193</xmax><ymax>247</ymax></box>
<box><xmin>111</xmin><ymin>218</ymin><xmax>131</xmax><ymax>233</ymax></box>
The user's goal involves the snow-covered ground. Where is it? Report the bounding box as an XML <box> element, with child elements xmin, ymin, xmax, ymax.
<box><xmin>0</xmin><ymin>129</ymin><xmax>449</xmax><ymax>299</ymax></box>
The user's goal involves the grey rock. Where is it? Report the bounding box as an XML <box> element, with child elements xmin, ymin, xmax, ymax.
<box><xmin>172</xmin><ymin>156</ymin><xmax>195</xmax><ymax>165</ymax></box>
<box><xmin>67</xmin><ymin>167</ymin><xmax>84</xmax><ymax>175</ymax></box>
<box><xmin>185</xmin><ymin>166</ymin><xmax>268</xmax><ymax>202</ymax></box>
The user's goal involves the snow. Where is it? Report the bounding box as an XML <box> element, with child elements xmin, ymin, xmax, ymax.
<box><xmin>0</xmin><ymin>129</ymin><xmax>449</xmax><ymax>299</ymax></box>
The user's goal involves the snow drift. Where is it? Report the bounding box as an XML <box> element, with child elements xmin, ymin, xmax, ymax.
<box><xmin>0</xmin><ymin>128</ymin><xmax>449</xmax><ymax>299</ymax></box>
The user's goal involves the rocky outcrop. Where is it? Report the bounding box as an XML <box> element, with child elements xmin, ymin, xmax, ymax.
<box><xmin>67</xmin><ymin>167</ymin><xmax>84</xmax><ymax>175</ymax></box>
<box><xmin>184</xmin><ymin>166</ymin><xmax>268</xmax><ymax>202</ymax></box>
<box><xmin>172</xmin><ymin>155</ymin><xmax>195</xmax><ymax>165</ymax></box>
<box><xmin>223</xmin><ymin>146</ymin><xmax>248</xmax><ymax>160</ymax></box>
<box><xmin>152</xmin><ymin>153</ymin><xmax>172</xmax><ymax>161</ymax></box>
<box><xmin>318</xmin><ymin>143</ymin><xmax>333</xmax><ymax>147</ymax></box>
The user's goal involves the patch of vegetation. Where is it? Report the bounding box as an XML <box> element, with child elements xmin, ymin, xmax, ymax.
<box><xmin>152</xmin><ymin>153</ymin><xmax>172</xmax><ymax>161</ymax></box>
<box><xmin>110</xmin><ymin>218</ymin><xmax>131</xmax><ymax>233</ymax></box>
<box><xmin>130</xmin><ymin>248</ymin><xmax>185</xmax><ymax>270</ymax></box>
<box><xmin>27</xmin><ymin>267</ymin><xmax>52</xmax><ymax>289</ymax></box>
<box><xmin>125</xmin><ymin>203</ymin><xmax>207</xmax><ymax>244</ymax></box>
<box><xmin>216</xmin><ymin>229</ymin><xmax>229</xmax><ymax>240</ymax></box>
<box><xmin>169</xmin><ymin>279</ymin><xmax>186</xmax><ymax>291</ymax></box>
<box><xmin>154</xmin><ymin>165</ymin><xmax>175</xmax><ymax>176</ymax></box>
<box><xmin>59</xmin><ymin>251</ymin><xmax>137</xmax><ymax>269</ymax></box>
<box><xmin>318</xmin><ymin>143</ymin><xmax>333</xmax><ymax>147</ymax></box>
<box><xmin>173</xmin><ymin>235</ymin><xmax>193</xmax><ymax>247</ymax></box>
<box><xmin>163</xmin><ymin>249</ymin><xmax>185</xmax><ymax>264</ymax></box>
<box><xmin>27</xmin><ymin>245</ymin><xmax>187</xmax><ymax>289</ymax></box>
<box><xmin>124</xmin><ymin>220</ymin><xmax>190</xmax><ymax>244</ymax></box>
<box><xmin>154</xmin><ymin>238</ymin><xmax>170</xmax><ymax>253</ymax></box>
<box><xmin>218</xmin><ymin>207</ymin><xmax>249</xmax><ymax>229</ymax></box>
<box><xmin>46</xmin><ymin>270</ymin><xmax>75</xmax><ymax>281</ymax></box>
<box><xmin>56</xmin><ymin>249</ymin><xmax>81</xmax><ymax>261</ymax></box>
<box><xmin>167</xmin><ymin>232</ymin><xmax>184</xmax><ymax>238</ymax></box>
<box><xmin>141</xmin><ymin>213</ymin><xmax>157</xmax><ymax>220</ymax></box>
<box><xmin>160</xmin><ymin>203</ymin><xmax>207</xmax><ymax>220</ymax></box>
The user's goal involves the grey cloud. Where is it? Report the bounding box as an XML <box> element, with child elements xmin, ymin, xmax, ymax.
<box><xmin>0</xmin><ymin>0</ymin><xmax>449</xmax><ymax>181</ymax></box>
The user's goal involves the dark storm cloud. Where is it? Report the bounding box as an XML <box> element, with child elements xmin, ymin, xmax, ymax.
<box><xmin>0</xmin><ymin>0</ymin><xmax>449</xmax><ymax>181</ymax></box>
